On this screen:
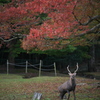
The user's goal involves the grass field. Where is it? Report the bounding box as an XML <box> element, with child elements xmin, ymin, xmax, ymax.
<box><xmin>0</xmin><ymin>73</ymin><xmax>100</xmax><ymax>100</ymax></box>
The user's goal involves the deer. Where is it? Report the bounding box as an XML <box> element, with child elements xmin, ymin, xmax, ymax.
<box><xmin>58</xmin><ymin>63</ymin><xmax>79</xmax><ymax>100</ymax></box>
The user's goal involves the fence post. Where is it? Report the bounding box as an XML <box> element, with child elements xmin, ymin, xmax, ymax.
<box><xmin>39</xmin><ymin>60</ymin><xmax>42</xmax><ymax>77</ymax></box>
<box><xmin>7</xmin><ymin>60</ymin><xmax>9</xmax><ymax>75</ymax></box>
<box><xmin>54</xmin><ymin>62</ymin><xmax>57</xmax><ymax>76</ymax></box>
<box><xmin>26</xmin><ymin>61</ymin><xmax>28</xmax><ymax>73</ymax></box>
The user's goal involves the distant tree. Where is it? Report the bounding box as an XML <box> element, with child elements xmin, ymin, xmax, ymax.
<box><xmin>0</xmin><ymin>0</ymin><xmax>11</xmax><ymax>3</ymax></box>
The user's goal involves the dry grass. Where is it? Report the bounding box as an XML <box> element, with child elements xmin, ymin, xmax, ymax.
<box><xmin>0</xmin><ymin>74</ymin><xmax>100</xmax><ymax>100</ymax></box>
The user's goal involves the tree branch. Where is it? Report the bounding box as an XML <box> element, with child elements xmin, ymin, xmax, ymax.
<box><xmin>72</xmin><ymin>0</ymin><xmax>100</xmax><ymax>25</ymax></box>
<box><xmin>0</xmin><ymin>36</ymin><xmax>18</xmax><ymax>42</ymax></box>
<box><xmin>80</xmin><ymin>15</ymin><xmax>100</xmax><ymax>25</ymax></box>
<box><xmin>0</xmin><ymin>34</ymin><xmax>26</xmax><ymax>42</ymax></box>
<box><xmin>72</xmin><ymin>12</ymin><xmax>100</xmax><ymax>26</ymax></box>
<box><xmin>77</xmin><ymin>23</ymin><xmax>100</xmax><ymax>36</ymax></box>
<box><xmin>44</xmin><ymin>23</ymin><xmax>100</xmax><ymax>41</ymax></box>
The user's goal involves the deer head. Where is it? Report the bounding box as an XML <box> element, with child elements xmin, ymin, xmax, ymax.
<box><xmin>67</xmin><ymin>63</ymin><xmax>79</xmax><ymax>79</ymax></box>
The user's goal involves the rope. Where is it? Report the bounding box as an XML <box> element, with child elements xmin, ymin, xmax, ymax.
<box><xmin>9</xmin><ymin>63</ymin><xmax>26</xmax><ymax>67</ymax></box>
<box><xmin>14</xmin><ymin>62</ymin><xmax>26</xmax><ymax>64</ymax></box>
<box><xmin>28</xmin><ymin>63</ymin><xmax>54</xmax><ymax>71</ymax></box>
<box><xmin>28</xmin><ymin>63</ymin><xmax>39</xmax><ymax>70</ymax></box>
<box><xmin>41</xmin><ymin>68</ymin><xmax>54</xmax><ymax>71</ymax></box>
<box><xmin>41</xmin><ymin>64</ymin><xmax>54</xmax><ymax>68</ymax></box>
<box><xmin>8</xmin><ymin>61</ymin><xmax>56</xmax><ymax>72</ymax></box>
<box><xmin>28</xmin><ymin>62</ymin><xmax>39</xmax><ymax>67</ymax></box>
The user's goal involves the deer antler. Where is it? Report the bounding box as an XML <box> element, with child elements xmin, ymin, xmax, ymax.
<box><xmin>67</xmin><ymin>65</ymin><xmax>71</xmax><ymax>73</ymax></box>
<box><xmin>74</xmin><ymin>63</ymin><xmax>79</xmax><ymax>73</ymax></box>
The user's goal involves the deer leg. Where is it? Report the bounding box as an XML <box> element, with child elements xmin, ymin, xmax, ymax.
<box><xmin>73</xmin><ymin>90</ymin><xmax>76</xmax><ymax>100</ymax></box>
<box><xmin>60</xmin><ymin>92</ymin><xmax>65</xmax><ymax>100</ymax></box>
<box><xmin>67</xmin><ymin>90</ymin><xmax>70</xmax><ymax>100</ymax></box>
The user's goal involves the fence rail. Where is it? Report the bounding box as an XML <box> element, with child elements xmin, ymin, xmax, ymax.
<box><xmin>6</xmin><ymin>60</ymin><xmax>57</xmax><ymax>76</ymax></box>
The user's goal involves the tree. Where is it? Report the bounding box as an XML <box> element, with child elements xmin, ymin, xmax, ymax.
<box><xmin>0</xmin><ymin>0</ymin><xmax>99</xmax><ymax>50</ymax></box>
<box><xmin>0</xmin><ymin>0</ymin><xmax>100</xmax><ymax>71</ymax></box>
<box><xmin>21</xmin><ymin>0</ymin><xmax>100</xmax><ymax>51</ymax></box>
<box><xmin>0</xmin><ymin>0</ymin><xmax>32</xmax><ymax>63</ymax></box>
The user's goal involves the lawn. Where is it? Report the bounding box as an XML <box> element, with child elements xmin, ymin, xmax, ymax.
<box><xmin>0</xmin><ymin>74</ymin><xmax>100</xmax><ymax>100</ymax></box>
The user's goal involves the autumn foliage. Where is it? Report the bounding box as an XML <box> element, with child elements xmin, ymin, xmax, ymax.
<box><xmin>0</xmin><ymin>0</ymin><xmax>99</xmax><ymax>50</ymax></box>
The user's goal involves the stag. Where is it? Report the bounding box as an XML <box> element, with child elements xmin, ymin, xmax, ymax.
<box><xmin>58</xmin><ymin>63</ymin><xmax>79</xmax><ymax>100</ymax></box>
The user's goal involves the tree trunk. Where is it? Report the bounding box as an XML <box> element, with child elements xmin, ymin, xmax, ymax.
<box><xmin>88</xmin><ymin>40</ymin><xmax>96</xmax><ymax>72</ymax></box>
<box><xmin>7</xmin><ymin>40</ymin><xmax>17</xmax><ymax>72</ymax></box>
<box><xmin>8</xmin><ymin>50</ymin><xmax>15</xmax><ymax>73</ymax></box>
<box><xmin>8</xmin><ymin>50</ymin><xmax>15</xmax><ymax>64</ymax></box>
